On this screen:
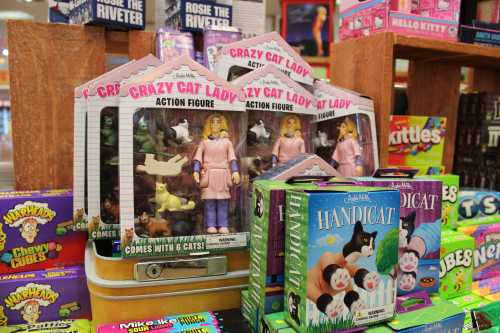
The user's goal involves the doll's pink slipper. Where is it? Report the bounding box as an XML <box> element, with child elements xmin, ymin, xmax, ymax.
<box><xmin>207</xmin><ymin>227</ymin><xmax>218</xmax><ymax>234</ymax></box>
<box><xmin>218</xmin><ymin>227</ymin><xmax>229</xmax><ymax>234</ymax></box>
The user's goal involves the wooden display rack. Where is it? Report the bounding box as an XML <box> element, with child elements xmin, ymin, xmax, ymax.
<box><xmin>7</xmin><ymin>20</ymin><xmax>155</xmax><ymax>190</ymax></box>
<box><xmin>330</xmin><ymin>32</ymin><xmax>500</xmax><ymax>172</ymax></box>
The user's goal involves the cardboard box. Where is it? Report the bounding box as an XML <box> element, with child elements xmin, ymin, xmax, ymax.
<box><xmin>284</xmin><ymin>185</ymin><xmax>400</xmax><ymax>332</ymax></box>
<box><xmin>0</xmin><ymin>190</ymin><xmax>87</xmax><ymax>274</ymax></box>
<box><xmin>439</xmin><ymin>230</ymin><xmax>474</xmax><ymax>299</ymax></box>
<box><xmin>3</xmin><ymin>319</ymin><xmax>91</xmax><ymax>333</ymax></box>
<box><xmin>313</xmin><ymin>81</ymin><xmax>379</xmax><ymax>177</ymax></box>
<box><xmin>418</xmin><ymin>175</ymin><xmax>459</xmax><ymax>230</ymax></box>
<box><xmin>118</xmin><ymin>55</ymin><xmax>248</xmax><ymax>258</ymax></box>
<box><xmin>458</xmin><ymin>224</ymin><xmax>500</xmax><ymax>281</ymax></box>
<box><xmin>164</xmin><ymin>0</ymin><xmax>233</xmax><ymax>32</ymax></box>
<box><xmin>214</xmin><ymin>32</ymin><xmax>314</xmax><ymax>87</ymax></box>
<box><xmin>69</xmin><ymin>0</ymin><xmax>145</xmax><ymax>30</ymax></box>
<box><xmin>457</xmin><ymin>191</ymin><xmax>500</xmax><ymax>227</ymax></box>
<box><xmin>339</xmin><ymin>0</ymin><xmax>461</xmax><ymax>41</ymax></box>
<box><xmin>355</xmin><ymin>175</ymin><xmax>442</xmax><ymax>295</ymax></box>
<box><xmin>263</xmin><ymin>312</ymin><xmax>292</xmax><ymax>333</ymax></box>
<box><xmin>0</xmin><ymin>266</ymin><xmax>91</xmax><ymax>326</ymax></box>
<box><xmin>85</xmin><ymin>55</ymin><xmax>161</xmax><ymax>240</ymax></box>
<box><xmin>388</xmin><ymin>116</ymin><xmax>447</xmax><ymax>173</ymax></box>
<box><xmin>472</xmin><ymin>276</ymin><xmax>500</xmax><ymax>297</ymax></box>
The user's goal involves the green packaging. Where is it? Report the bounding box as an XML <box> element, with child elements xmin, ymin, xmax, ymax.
<box><xmin>471</xmin><ymin>300</ymin><xmax>500</xmax><ymax>332</ymax></box>
<box><xmin>263</xmin><ymin>312</ymin><xmax>292</xmax><ymax>333</ymax></box>
<box><xmin>418</xmin><ymin>174</ymin><xmax>459</xmax><ymax>230</ymax></box>
<box><xmin>439</xmin><ymin>230</ymin><xmax>475</xmax><ymax>299</ymax></box>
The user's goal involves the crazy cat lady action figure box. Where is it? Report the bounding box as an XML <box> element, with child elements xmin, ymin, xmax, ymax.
<box><xmin>73</xmin><ymin>62</ymin><xmax>132</xmax><ymax>231</ymax></box>
<box><xmin>313</xmin><ymin>80</ymin><xmax>379</xmax><ymax>177</ymax></box>
<box><xmin>118</xmin><ymin>55</ymin><xmax>248</xmax><ymax>258</ymax></box>
<box><xmin>284</xmin><ymin>185</ymin><xmax>400</xmax><ymax>332</ymax></box>
<box><xmin>214</xmin><ymin>31</ymin><xmax>314</xmax><ymax>87</ymax></box>
<box><xmin>86</xmin><ymin>54</ymin><xmax>161</xmax><ymax>240</ymax></box>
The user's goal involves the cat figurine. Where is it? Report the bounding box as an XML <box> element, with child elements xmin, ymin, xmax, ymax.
<box><xmin>155</xmin><ymin>182</ymin><xmax>195</xmax><ymax>213</ymax></box>
<box><xmin>399</xmin><ymin>211</ymin><xmax>416</xmax><ymax>248</ymax></box>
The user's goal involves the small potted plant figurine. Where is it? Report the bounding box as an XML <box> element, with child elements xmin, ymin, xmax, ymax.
<box><xmin>271</xmin><ymin>115</ymin><xmax>306</xmax><ymax>167</ymax></box>
<box><xmin>331</xmin><ymin>117</ymin><xmax>363</xmax><ymax>177</ymax></box>
<box><xmin>193</xmin><ymin>114</ymin><xmax>240</xmax><ymax>234</ymax></box>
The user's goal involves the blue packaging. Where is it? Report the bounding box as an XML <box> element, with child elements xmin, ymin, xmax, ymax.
<box><xmin>165</xmin><ymin>0</ymin><xmax>232</xmax><ymax>32</ymax></box>
<box><xmin>69</xmin><ymin>0</ymin><xmax>145</xmax><ymax>30</ymax></box>
<box><xmin>457</xmin><ymin>190</ymin><xmax>500</xmax><ymax>227</ymax></box>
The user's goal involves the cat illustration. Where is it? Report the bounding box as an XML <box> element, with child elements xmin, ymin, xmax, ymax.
<box><xmin>399</xmin><ymin>211</ymin><xmax>416</xmax><ymax>248</ymax></box>
<box><xmin>88</xmin><ymin>216</ymin><xmax>100</xmax><ymax>233</ymax></box>
<box><xmin>399</xmin><ymin>271</ymin><xmax>417</xmax><ymax>291</ymax></box>
<box><xmin>288</xmin><ymin>292</ymin><xmax>300</xmax><ymax>325</ymax></box>
<box><xmin>155</xmin><ymin>182</ymin><xmax>195</xmax><ymax>213</ymax></box>
<box><xmin>343</xmin><ymin>221</ymin><xmax>378</xmax><ymax>264</ymax></box>
<box><xmin>399</xmin><ymin>249</ymin><xmax>420</xmax><ymax>273</ymax></box>
<box><xmin>121</xmin><ymin>228</ymin><xmax>134</xmax><ymax>247</ymax></box>
<box><xmin>254</xmin><ymin>189</ymin><xmax>264</xmax><ymax>218</ymax></box>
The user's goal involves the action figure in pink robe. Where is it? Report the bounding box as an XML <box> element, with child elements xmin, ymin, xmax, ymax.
<box><xmin>331</xmin><ymin>118</ymin><xmax>364</xmax><ymax>177</ymax></box>
<box><xmin>193</xmin><ymin>114</ymin><xmax>240</xmax><ymax>234</ymax></box>
<box><xmin>272</xmin><ymin>115</ymin><xmax>306</xmax><ymax>166</ymax></box>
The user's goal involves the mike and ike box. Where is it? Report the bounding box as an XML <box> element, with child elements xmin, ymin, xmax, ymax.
<box><xmin>283</xmin><ymin>185</ymin><xmax>400</xmax><ymax>333</ymax></box>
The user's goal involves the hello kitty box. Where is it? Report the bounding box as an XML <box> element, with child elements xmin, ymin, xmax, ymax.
<box><xmin>283</xmin><ymin>185</ymin><xmax>400</xmax><ymax>332</ymax></box>
<box><xmin>339</xmin><ymin>0</ymin><xmax>461</xmax><ymax>41</ymax></box>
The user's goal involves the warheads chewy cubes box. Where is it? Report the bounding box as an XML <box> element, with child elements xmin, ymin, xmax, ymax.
<box><xmin>0</xmin><ymin>190</ymin><xmax>87</xmax><ymax>274</ymax></box>
<box><xmin>0</xmin><ymin>266</ymin><xmax>91</xmax><ymax>326</ymax></box>
<box><xmin>439</xmin><ymin>230</ymin><xmax>474</xmax><ymax>299</ymax></box>
<box><xmin>284</xmin><ymin>185</ymin><xmax>400</xmax><ymax>332</ymax></box>
<box><xmin>356</xmin><ymin>174</ymin><xmax>442</xmax><ymax>295</ymax></box>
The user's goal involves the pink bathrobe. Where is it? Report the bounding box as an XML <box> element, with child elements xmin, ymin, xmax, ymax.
<box><xmin>194</xmin><ymin>138</ymin><xmax>236</xmax><ymax>200</ymax></box>
<box><xmin>332</xmin><ymin>134</ymin><xmax>361</xmax><ymax>177</ymax></box>
<box><xmin>272</xmin><ymin>136</ymin><xmax>305</xmax><ymax>164</ymax></box>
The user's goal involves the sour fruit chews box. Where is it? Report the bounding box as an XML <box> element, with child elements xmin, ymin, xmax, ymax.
<box><xmin>355</xmin><ymin>175</ymin><xmax>442</xmax><ymax>295</ymax></box>
<box><xmin>284</xmin><ymin>186</ymin><xmax>400</xmax><ymax>332</ymax></box>
<box><xmin>0</xmin><ymin>266</ymin><xmax>91</xmax><ymax>326</ymax></box>
<box><xmin>0</xmin><ymin>190</ymin><xmax>87</xmax><ymax>274</ymax></box>
<box><xmin>418</xmin><ymin>175</ymin><xmax>459</xmax><ymax>230</ymax></box>
<box><xmin>439</xmin><ymin>230</ymin><xmax>474</xmax><ymax>299</ymax></box>
<box><xmin>388</xmin><ymin>116</ymin><xmax>446</xmax><ymax>175</ymax></box>
<box><xmin>458</xmin><ymin>224</ymin><xmax>500</xmax><ymax>281</ymax></box>
<box><xmin>4</xmin><ymin>319</ymin><xmax>91</xmax><ymax>333</ymax></box>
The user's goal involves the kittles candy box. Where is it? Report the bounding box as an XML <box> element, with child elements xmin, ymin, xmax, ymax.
<box><xmin>339</xmin><ymin>0</ymin><xmax>461</xmax><ymax>41</ymax></box>
<box><xmin>355</xmin><ymin>173</ymin><xmax>442</xmax><ymax>295</ymax></box>
<box><xmin>418</xmin><ymin>175</ymin><xmax>459</xmax><ymax>230</ymax></box>
<box><xmin>388</xmin><ymin>116</ymin><xmax>446</xmax><ymax>174</ymax></box>
<box><xmin>97</xmin><ymin>312</ymin><xmax>222</xmax><ymax>332</ymax></box>
<box><xmin>284</xmin><ymin>185</ymin><xmax>400</xmax><ymax>332</ymax></box>
<box><xmin>0</xmin><ymin>266</ymin><xmax>91</xmax><ymax>326</ymax></box>
<box><xmin>458</xmin><ymin>224</ymin><xmax>500</xmax><ymax>281</ymax></box>
<box><xmin>439</xmin><ymin>230</ymin><xmax>474</xmax><ymax>299</ymax></box>
<box><xmin>313</xmin><ymin>80</ymin><xmax>379</xmax><ymax>177</ymax></box>
<box><xmin>457</xmin><ymin>190</ymin><xmax>500</xmax><ymax>227</ymax></box>
<box><xmin>0</xmin><ymin>190</ymin><xmax>87</xmax><ymax>274</ymax></box>
<box><xmin>4</xmin><ymin>319</ymin><xmax>91</xmax><ymax>333</ymax></box>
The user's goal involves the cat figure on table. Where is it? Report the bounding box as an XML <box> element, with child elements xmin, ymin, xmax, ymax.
<box><xmin>272</xmin><ymin>115</ymin><xmax>306</xmax><ymax>167</ymax></box>
<box><xmin>331</xmin><ymin>118</ymin><xmax>364</xmax><ymax>177</ymax></box>
<box><xmin>193</xmin><ymin>114</ymin><xmax>240</xmax><ymax>234</ymax></box>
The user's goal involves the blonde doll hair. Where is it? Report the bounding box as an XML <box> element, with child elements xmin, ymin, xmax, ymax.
<box><xmin>280</xmin><ymin>115</ymin><xmax>302</xmax><ymax>137</ymax></box>
<box><xmin>338</xmin><ymin>117</ymin><xmax>358</xmax><ymax>141</ymax></box>
<box><xmin>201</xmin><ymin>114</ymin><xmax>229</xmax><ymax>139</ymax></box>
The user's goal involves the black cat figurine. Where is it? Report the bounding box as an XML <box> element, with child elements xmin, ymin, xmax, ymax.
<box><xmin>288</xmin><ymin>292</ymin><xmax>301</xmax><ymax>325</ymax></box>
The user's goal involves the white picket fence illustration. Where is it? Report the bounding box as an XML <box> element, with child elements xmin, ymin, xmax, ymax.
<box><xmin>307</xmin><ymin>278</ymin><xmax>396</xmax><ymax>325</ymax></box>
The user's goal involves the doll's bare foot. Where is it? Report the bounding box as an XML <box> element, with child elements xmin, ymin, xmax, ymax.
<box><xmin>207</xmin><ymin>227</ymin><xmax>218</xmax><ymax>234</ymax></box>
<box><xmin>218</xmin><ymin>227</ymin><xmax>229</xmax><ymax>234</ymax></box>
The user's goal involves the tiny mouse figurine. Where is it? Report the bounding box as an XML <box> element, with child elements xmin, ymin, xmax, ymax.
<box><xmin>193</xmin><ymin>114</ymin><xmax>240</xmax><ymax>234</ymax></box>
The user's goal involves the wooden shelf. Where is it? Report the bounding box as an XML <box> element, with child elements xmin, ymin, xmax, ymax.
<box><xmin>303</xmin><ymin>56</ymin><xmax>331</xmax><ymax>64</ymax></box>
<box><xmin>330</xmin><ymin>32</ymin><xmax>500</xmax><ymax>172</ymax></box>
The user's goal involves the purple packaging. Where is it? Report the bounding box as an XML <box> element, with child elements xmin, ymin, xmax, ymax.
<box><xmin>203</xmin><ymin>25</ymin><xmax>242</xmax><ymax>71</ymax></box>
<box><xmin>356</xmin><ymin>170</ymin><xmax>442</xmax><ymax>295</ymax></box>
<box><xmin>0</xmin><ymin>266</ymin><xmax>91</xmax><ymax>326</ymax></box>
<box><xmin>0</xmin><ymin>190</ymin><xmax>87</xmax><ymax>274</ymax></box>
<box><xmin>156</xmin><ymin>27</ymin><xmax>194</xmax><ymax>63</ymax></box>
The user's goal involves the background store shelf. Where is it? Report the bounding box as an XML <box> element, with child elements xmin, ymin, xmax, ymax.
<box><xmin>331</xmin><ymin>32</ymin><xmax>500</xmax><ymax>172</ymax></box>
